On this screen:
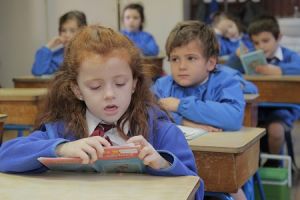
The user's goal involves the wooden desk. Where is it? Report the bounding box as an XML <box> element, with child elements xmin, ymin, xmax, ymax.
<box><xmin>0</xmin><ymin>88</ymin><xmax>47</xmax><ymax>125</ymax></box>
<box><xmin>189</xmin><ymin>127</ymin><xmax>265</xmax><ymax>193</ymax></box>
<box><xmin>244</xmin><ymin>94</ymin><xmax>259</xmax><ymax>127</ymax></box>
<box><xmin>0</xmin><ymin>172</ymin><xmax>199</xmax><ymax>200</ymax></box>
<box><xmin>0</xmin><ymin>114</ymin><xmax>7</xmax><ymax>144</ymax></box>
<box><xmin>13</xmin><ymin>75</ymin><xmax>53</xmax><ymax>88</ymax></box>
<box><xmin>244</xmin><ymin>75</ymin><xmax>300</xmax><ymax>103</ymax></box>
<box><xmin>142</xmin><ymin>56</ymin><xmax>165</xmax><ymax>80</ymax></box>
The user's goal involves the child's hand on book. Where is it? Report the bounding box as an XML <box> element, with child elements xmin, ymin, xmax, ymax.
<box><xmin>55</xmin><ymin>137</ymin><xmax>111</xmax><ymax>164</ymax></box>
<box><xmin>255</xmin><ymin>64</ymin><xmax>282</xmax><ymax>75</ymax></box>
<box><xmin>127</xmin><ymin>136</ymin><xmax>170</xmax><ymax>170</ymax></box>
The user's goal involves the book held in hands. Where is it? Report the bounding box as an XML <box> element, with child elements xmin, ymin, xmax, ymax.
<box><xmin>240</xmin><ymin>50</ymin><xmax>267</xmax><ymax>75</ymax></box>
<box><xmin>38</xmin><ymin>145</ymin><xmax>145</xmax><ymax>173</ymax></box>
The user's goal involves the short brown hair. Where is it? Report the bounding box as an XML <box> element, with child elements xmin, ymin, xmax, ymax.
<box><xmin>165</xmin><ymin>20</ymin><xmax>219</xmax><ymax>60</ymax></box>
<box><xmin>248</xmin><ymin>15</ymin><xmax>280</xmax><ymax>40</ymax></box>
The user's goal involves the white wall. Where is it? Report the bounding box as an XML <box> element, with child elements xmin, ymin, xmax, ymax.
<box><xmin>0</xmin><ymin>0</ymin><xmax>47</xmax><ymax>87</ymax></box>
<box><xmin>0</xmin><ymin>0</ymin><xmax>188</xmax><ymax>87</ymax></box>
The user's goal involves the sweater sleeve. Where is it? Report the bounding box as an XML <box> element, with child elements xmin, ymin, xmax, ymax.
<box><xmin>31</xmin><ymin>46</ymin><xmax>63</xmax><ymax>76</ymax></box>
<box><xmin>0</xmin><ymin>125</ymin><xmax>68</xmax><ymax>173</ymax></box>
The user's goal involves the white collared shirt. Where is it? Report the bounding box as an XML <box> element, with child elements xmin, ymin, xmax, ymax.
<box><xmin>271</xmin><ymin>46</ymin><xmax>283</xmax><ymax>61</ymax></box>
<box><xmin>86</xmin><ymin>110</ymin><xmax>128</xmax><ymax>146</ymax></box>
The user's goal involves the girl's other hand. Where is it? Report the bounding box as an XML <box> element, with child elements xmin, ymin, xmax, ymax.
<box><xmin>126</xmin><ymin>136</ymin><xmax>170</xmax><ymax>169</ymax></box>
<box><xmin>55</xmin><ymin>137</ymin><xmax>111</xmax><ymax>164</ymax></box>
<box><xmin>255</xmin><ymin>64</ymin><xmax>282</xmax><ymax>75</ymax></box>
<box><xmin>46</xmin><ymin>36</ymin><xmax>67</xmax><ymax>49</ymax></box>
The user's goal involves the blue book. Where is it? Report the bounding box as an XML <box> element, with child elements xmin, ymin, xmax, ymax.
<box><xmin>38</xmin><ymin>145</ymin><xmax>145</xmax><ymax>173</ymax></box>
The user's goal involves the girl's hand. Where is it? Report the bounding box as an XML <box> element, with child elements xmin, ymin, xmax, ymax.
<box><xmin>127</xmin><ymin>136</ymin><xmax>170</xmax><ymax>169</ymax></box>
<box><xmin>182</xmin><ymin>119</ymin><xmax>222</xmax><ymax>132</ymax></box>
<box><xmin>46</xmin><ymin>36</ymin><xmax>67</xmax><ymax>49</ymax></box>
<box><xmin>55</xmin><ymin>137</ymin><xmax>111</xmax><ymax>164</ymax></box>
<box><xmin>255</xmin><ymin>64</ymin><xmax>282</xmax><ymax>75</ymax></box>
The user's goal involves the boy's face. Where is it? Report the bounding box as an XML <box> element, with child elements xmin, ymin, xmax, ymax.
<box><xmin>123</xmin><ymin>8</ymin><xmax>141</xmax><ymax>32</ymax></box>
<box><xmin>251</xmin><ymin>31</ymin><xmax>279</xmax><ymax>58</ymax></box>
<box><xmin>169</xmin><ymin>40</ymin><xmax>216</xmax><ymax>87</ymax></box>
<box><xmin>72</xmin><ymin>50</ymin><xmax>137</xmax><ymax>124</ymax></box>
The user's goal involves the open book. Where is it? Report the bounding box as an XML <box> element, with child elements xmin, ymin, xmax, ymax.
<box><xmin>177</xmin><ymin>125</ymin><xmax>207</xmax><ymax>140</ymax></box>
<box><xmin>38</xmin><ymin>145</ymin><xmax>145</xmax><ymax>173</ymax></box>
<box><xmin>240</xmin><ymin>50</ymin><xmax>267</xmax><ymax>75</ymax></box>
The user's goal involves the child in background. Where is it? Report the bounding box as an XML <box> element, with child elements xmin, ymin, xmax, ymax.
<box><xmin>247</xmin><ymin>15</ymin><xmax>300</xmax><ymax>165</ymax></box>
<box><xmin>31</xmin><ymin>10</ymin><xmax>87</xmax><ymax>76</ymax></box>
<box><xmin>121</xmin><ymin>3</ymin><xmax>159</xmax><ymax>56</ymax></box>
<box><xmin>152</xmin><ymin>20</ymin><xmax>254</xmax><ymax>200</ymax></box>
<box><xmin>0</xmin><ymin>25</ymin><xmax>204</xmax><ymax>200</ymax></box>
<box><xmin>211</xmin><ymin>12</ymin><xmax>254</xmax><ymax>58</ymax></box>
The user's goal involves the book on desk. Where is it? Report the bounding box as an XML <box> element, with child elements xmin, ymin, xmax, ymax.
<box><xmin>177</xmin><ymin>125</ymin><xmax>207</xmax><ymax>140</ymax></box>
<box><xmin>38</xmin><ymin>145</ymin><xmax>145</xmax><ymax>173</ymax></box>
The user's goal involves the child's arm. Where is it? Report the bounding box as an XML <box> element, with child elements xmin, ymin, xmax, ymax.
<box><xmin>0</xmin><ymin>130</ymin><xmax>68</xmax><ymax>173</ymax></box>
<box><xmin>276</xmin><ymin>50</ymin><xmax>300</xmax><ymax>75</ymax></box>
<box><xmin>255</xmin><ymin>64</ymin><xmax>282</xmax><ymax>75</ymax></box>
<box><xmin>31</xmin><ymin>45</ymin><xmax>63</xmax><ymax>76</ymax></box>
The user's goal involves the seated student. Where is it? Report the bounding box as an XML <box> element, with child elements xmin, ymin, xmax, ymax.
<box><xmin>31</xmin><ymin>10</ymin><xmax>87</xmax><ymax>76</ymax></box>
<box><xmin>152</xmin><ymin>20</ymin><xmax>254</xmax><ymax>200</ymax></box>
<box><xmin>211</xmin><ymin>12</ymin><xmax>254</xmax><ymax>58</ymax></box>
<box><xmin>0</xmin><ymin>25</ymin><xmax>204</xmax><ymax>200</ymax></box>
<box><xmin>246</xmin><ymin>15</ymin><xmax>300</xmax><ymax>165</ymax></box>
<box><xmin>121</xmin><ymin>3</ymin><xmax>159</xmax><ymax>56</ymax></box>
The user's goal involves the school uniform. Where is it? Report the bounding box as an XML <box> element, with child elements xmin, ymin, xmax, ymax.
<box><xmin>0</xmin><ymin>107</ymin><xmax>204</xmax><ymax>200</ymax></box>
<box><xmin>152</xmin><ymin>65</ymin><xmax>245</xmax><ymax>131</ymax></box>
<box><xmin>258</xmin><ymin>47</ymin><xmax>300</xmax><ymax>151</ymax></box>
<box><xmin>121</xmin><ymin>30</ymin><xmax>159</xmax><ymax>56</ymax></box>
<box><xmin>152</xmin><ymin>65</ymin><xmax>255</xmax><ymax>200</ymax></box>
<box><xmin>31</xmin><ymin>46</ymin><xmax>64</xmax><ymax>76</ymax></box>
<box><xmin>218</xmin><ymin>33</ymin><xmax>254</xmax><ymax>56</ymax></box>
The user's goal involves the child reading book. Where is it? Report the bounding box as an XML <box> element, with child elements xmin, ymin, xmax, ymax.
<box><xmin>31</xmin><ymin>10</ymin><xmax>87</xmax><ymax>76</ymax></box>
<box><xmin>0</xmin><ymin>25</ymin><xmax>203</xmax><ymax>200</ymax></box>
<box><xmin>152</xmin><ymin>20</ymin><xmax>254</xmax><ymax>200</ymax></box>
<box><xmin>121</xmin><ymin>3</ymin><xmax>159</xmax><ymax>56</ymax></box>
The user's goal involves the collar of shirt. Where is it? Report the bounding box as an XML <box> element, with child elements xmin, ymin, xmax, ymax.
<box><xmin>271</xmin><ymin>46</ymin><xmax>283</xmax><ymax>61</ymax></box>
<box><xmin>86</xmin><ymin>110</ymin><xmax>129</xmax><ymax>145</ymax></box>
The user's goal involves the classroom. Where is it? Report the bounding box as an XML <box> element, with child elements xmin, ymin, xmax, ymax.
<box><xmin>0</xmin><ymin>0</ymin><xmax>300</xmax><ymax>200</ymax></box>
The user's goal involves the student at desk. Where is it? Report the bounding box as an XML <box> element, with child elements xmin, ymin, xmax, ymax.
<box><xmin>152</xmin><ymin>20</ymin><xmax>255</xmax><ymax>200</ymax></box>
<box><xmin>31</xmin><ymin>10</ymin><xmax>87</xmax><ymax>76</ymax></box>
<box><xmin>121</xmin><ymin>3</ymin><xmax>159</xmax><ymax>56</ymax></box>
<box><xmin>0</xmin><ymin>25</ymin><xmax>204</xmax><ymax>200</ymax></box>
<box><xmin>228</xmin><ymin>15</ymin><xmax>300</xmax><ymax>166</ymax></box>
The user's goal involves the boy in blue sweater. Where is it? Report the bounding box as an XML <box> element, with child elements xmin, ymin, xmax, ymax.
<box><xmin>152</xmin><ymin>20</ymin><xmax>254</xmax><ymax>200</ymax></box>
<box><xmin>247</xmin><ymin>15</ymin><xmax>300</xmax><ymax>165</ymax></box>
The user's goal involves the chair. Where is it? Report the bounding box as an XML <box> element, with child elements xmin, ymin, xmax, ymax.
<box><xmin>1</xmin><ymin>124</ymin><xmax>32</xmax><ymax>145</ymax></box>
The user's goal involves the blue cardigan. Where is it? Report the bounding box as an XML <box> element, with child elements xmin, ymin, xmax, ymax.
<box><xmin>0</xmin><ymin>108</ymin><xmax>204</xmax><ymax>200</ymax></box>
<box><xmin>121</xmin><ymin>30</ymin><xmax>159</xmax><ymax>56</ymax></box>
<box><xmin>31</xmin><ymin>46</ymin><xmax>64</xmax><ymax>76</ymax></box>
<box><xmin>218</xmin><ymin>34</ymin><xmax>254</xmax><ymax>56</ymax></box>
<box><xmin>152</xmin><ymin>65</ymin><xmax>246</xmax><ymax>131</ymax></box>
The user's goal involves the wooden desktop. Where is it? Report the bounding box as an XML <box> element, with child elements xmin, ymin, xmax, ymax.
<box><xmin>189</xmin><ymin>127</ymin><xmax>265</xmax><ymax>193</ymax></box>
<box><xmin>244</xmin><ymin>75</ymin><xmax>300</xmax><ymax>103</ymax></box>
<box><xmin>13</xmin><ymin>75</ymin><xmax>53</xmax><ymax>88</ymax></box>
<box><xmin>0</xmin><ymin>172</ymin><xmax>200</xmax><ymax>200</ymax></box>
